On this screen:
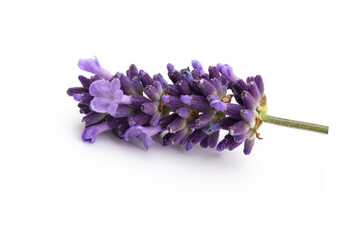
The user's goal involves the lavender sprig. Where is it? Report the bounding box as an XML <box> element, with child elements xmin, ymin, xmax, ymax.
<box><xmin>67</xmin><ymin>57</ymin><xmax>329</xmax><ymax>155</ymax></box>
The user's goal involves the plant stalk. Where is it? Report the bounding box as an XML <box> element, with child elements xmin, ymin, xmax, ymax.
<box><xmin>259</xmin><ymin>113</ymin><xmax>329</xmax><ymax>134</ymax></box>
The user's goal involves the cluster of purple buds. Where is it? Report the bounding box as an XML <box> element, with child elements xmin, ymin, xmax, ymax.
<box><xmin>67</xmin><ymin>57</ymin><xmax>268</xmax><ymax>155</ymax></box>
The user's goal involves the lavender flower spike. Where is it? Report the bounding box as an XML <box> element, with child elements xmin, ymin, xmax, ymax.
<box><xmin>78</xmin><ymin>57</ymin><xmax>113</xmax><ymax>80</ymax></box>
<box><xmin>68</xmin><ymin>57</ymin><xmax>329</xmax><ymax>155</ymax></box>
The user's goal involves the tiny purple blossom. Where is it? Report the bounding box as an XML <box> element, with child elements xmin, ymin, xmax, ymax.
<box><xmin>176</xmin><ymin>107</ymin><xmax>192</xmax><ymax>119</ymax></box>
<box><xmin>244</xmin><ymin>136</ymin><xmax>256</xmax><ymax>155</ymax></box>
<box><xmin>171</xmin><ymin>127</ymin><xmax>190</xmax><ymax>145</ymax></box>
<box><xmin>89</xmin><ymin>78</ymin><xmax>123</xmax><ymax>116</ymax></box>
<box><xmin>124</xmin><ymin>125</ymin><xmax>162</xmax><ymax>150</ymax></box>
<box><xmin>247</xmin><ymin>81</ymin><xmax>261</xmax><ymax>102</ymax></box>
<box><xmin>81</xmin><ymin>121</ymin><xmax>111</xmax><ymax>143</ymax></box>
<box><xmin>78</xmin><ymin>57</ymin><xmax>113</xmax><ymax>81</ymax></box>
<box><xmin>191</xmin><ymin>60</ymin><xmax>205</xmax><ymax>76</ymax></box>
<box><xmin>219</xmin><ymin>64</ymin><xmax>238</xmax><ymax>84</ymax></box>
<box><xmin>180</xmin><ymin>95</ymin><xmax>210</xmax><ymax>111</ymax></box>
<box><xmin>241</xmin><ymin>91</ymin><xmax>256</xmax><ymax>110</ymax></box>
<box><xmin>210</xmin><ymin>100</ymin><xmax>227</xmax><ymax>111</ymax></box>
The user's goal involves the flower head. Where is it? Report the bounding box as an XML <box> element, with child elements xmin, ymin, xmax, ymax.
<box><xmin>78</xmin><ymin>57</ymin><xmax>113</xmax><ymax>80</ymax></box>
<box><xmin>69</xmin><ymin>58</ymin><xmax>276</xmax><ymax>153</ymax></box>
<box><xmin>81</xmin><ymin>121</ymin><xmax>111</xmax><ymax>143</ymax></box>
<box><xmin>89</xmin><ymin>78</ymin><xmax>123</xmax><ymax>116</ymax></box>
<box><xmin>124</xmin><ymin>125</ymin><xmax>161</xmax><ymax>150</ymax></box>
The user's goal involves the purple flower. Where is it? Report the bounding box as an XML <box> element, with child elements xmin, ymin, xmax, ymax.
<box><xmin>78</xmin><ymin>57</ymin><xmax>113</xmax><ymax>81</ymax></box>
<box><xmin>124</xmin><ymin>125</ymin><xmax>162</xmax><ymax>150</ymax></box>
<box><xmin>68</xmin><ymin>58</ymin><xmax>276</xmax><ymax>155</ymax></box>
<box><xmin>89</xmin><ymin>78</ymin><xmax>123</xmax><ymax>116</ymax></box>
<box><xmin>244</xmin><ymin>136</ymin><xmax>256</xmax><ymax>155</ymax></box>
<box><xmin>191</xmin><ymin>60</ymin><xmax>205</xmax><ymax>76</ymax></box>
<box><xmin>180</xmin><ymin>95</ymin><xmax>210</xmax><ymax>111</ymax></box>
<box><xmin>81</xmin><ymin>121</ymin><xmax>111</xmax><ymax>143</ymax></box>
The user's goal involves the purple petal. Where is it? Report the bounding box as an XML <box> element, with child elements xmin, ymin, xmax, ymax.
<box><xmin>108</xmin><ymin>101</ymin><xmax>119</xmax><ymax>116</ymax></box>
<box><xmin>113</xmin><ymin>89</ymin><xmax>124</xmax><ymax>102</ymax></box>
<box><xmin>90</xmin><ymin>97</ymin><xmax>112</xmax><ymax>113</ymax></box>
<box><xmin>143</xmin><ymin>137</ymin><xmax>155</xmax><ymax>150</ymax></box>
<box><xmin>124</xmin><ymin>125</ymin><xmax>160</xmax><ymax>150</ymax></box>
<box><xmin>78</xmin><ymin>57</ymin><xmax>100</xmax><ymax>73</ymax></box>
<box><xmin>89</xmin><ymin>80</ymin><xmax>112</xmax><ymax>98</ymax></box>
<box><xmin>124</xmin><ymin>126</ymin><xmax>145</xmax><ymax>141</ymax></box>
<box><xmin>111</xmin><ymin>78</ymin><xmax>121</xmax><ymax>92</ymax></box>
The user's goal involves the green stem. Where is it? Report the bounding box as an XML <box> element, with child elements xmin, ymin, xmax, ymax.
<box><xmin>259</xmin><ymin>113</ymin><xmax>329</xmax><ymax>134</ymax></box>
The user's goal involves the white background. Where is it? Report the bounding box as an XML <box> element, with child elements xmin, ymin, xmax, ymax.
<box><xmin>1</xmin><ymin>0</ymin><xmax>359</xmax><ymax>239</ymax></box>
